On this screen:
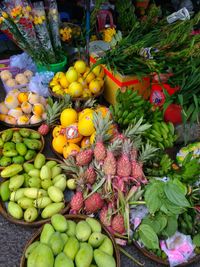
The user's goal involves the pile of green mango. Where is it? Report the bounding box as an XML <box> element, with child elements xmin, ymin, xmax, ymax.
<box><xmin>0</xmin><ymin>153</ymin><xmax>68</xmax><ymax>222</ymax></box>
<box><xmin>25</xmin><ymin>214</ymin><xmax>117</xmax><ymax>267</ymax></box>
<box><xmin>0</xmin><ymin>128</ymin><xmax>43</xmax><ymax>167</ymax></box>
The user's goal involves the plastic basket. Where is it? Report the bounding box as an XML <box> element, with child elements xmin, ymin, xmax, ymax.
<box><xmin>36</xmin><ymin>56</ymin><xmax>67</xmax><ymax>73</ymax></box>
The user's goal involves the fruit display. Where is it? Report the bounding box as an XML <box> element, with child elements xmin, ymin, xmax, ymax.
<box><xmin>0</xmin><ymin>90</ymin><xmax>47</xmax><ymax>126</ymax></box>
<box><xmin>0</xmin><ymin>128</ymin><xmax>44</xmax><ymax>167</ymax></box>
<box><xmin>22</xmin><ymin>215</ymin><xmax>119</xmax><ymax>267</ymax></box>
<box><xmin>110</xmin><ymin>89</ymin><xmax>177</xmax><ymax>150</ymax></box>
<box><xmin>0</xmin><ymin>154</ymin><xmax>72</xmax><ymax>223</ymax></box>
<box><xmin>49</xmin><ymin>60</ymin><xmax>105</xmax><ymax>99</ymax></box>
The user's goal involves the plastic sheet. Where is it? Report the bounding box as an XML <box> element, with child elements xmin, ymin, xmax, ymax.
<box><xmin>10</xmin><ymin>52</ymin><xmax>36</xmax><ymax>73</ymax></box>
<box><xmin>29</xmin><ymin>71</ymin><xmax>54</xmax><ymax>97</ymax></box>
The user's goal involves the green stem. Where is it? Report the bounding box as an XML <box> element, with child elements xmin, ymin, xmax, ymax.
<box><xmin>119</xmin><ymin>246</ymin><xmax>145</xmax><ymax>267</ymax></box>
<box><xmin>115</xmin><ymin>233</ymin><xmax>129</xmax><ymax>239</ymax></box>
<box><xmin>129</xmin><ymin>201</ymin><xmax>146</xmax><ymax>205</ymax></box>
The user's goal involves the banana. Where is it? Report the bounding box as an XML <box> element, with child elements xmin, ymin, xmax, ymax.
<box><xmin>152</xmin><ymin>122</ymin><xmax>161</xmax><ymax>133</ymax></box>
<box><xmin>134</xmin><ymin>99</ymin><xmax>145</xmax><ymax>107</ymax></box>
<box><xmin>159</xmin><ymin>127</ymin><xmax>168</xmax><ymax>139</ymax></box>
<box><xmin>158</xmin><ymin>142</ymin><xmax>165</xmax><ymax>150</ymax></box>
<box><xmin>151</xmin><ymin>129</ymin><xmax>163</xmax><ymax>139</ymax></box>
<box><xmin>161</xmin><ymin>122</ymin><xmax>169</xmax><ymax>134</ymax></box>
<box><xmin>168</xmin><ymin>122</ymin><xmax>175</xmax><ymax>135</ymax></box>
<box><xmin>122</xmin><ymin>110</ymin><xmax>129</xmax><ymax>119</ymax></box>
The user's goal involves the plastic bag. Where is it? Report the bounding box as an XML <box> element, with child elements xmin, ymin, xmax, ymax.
<box><xmin>130</xmin><ymin>205</ymin><xmax>149</xmax><ymax>229</ymax></box>
<box><xmin>10</xmin><ymin>52</ymin><xmax>37</xmax><ymax>73</ymax></box>
<box><xmin>29</xmin><ymin>71</ymin><xmax>54</xmax><ymax>97</ymax></box>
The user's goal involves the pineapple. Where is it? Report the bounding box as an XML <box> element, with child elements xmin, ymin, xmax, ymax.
<box><xmin>38</xmin><ymin>95</ymin><xmax>72</xmax><ymax>135</ymax></box>
<box><xmin>123</xmin><ymin>117</ymin><xmax>151</xmax><ymax>140</ymax></box>
<box><xmin>93</xmin><ymin>111</ymin><xmax>113</xmax><ymax>162</ymax></box>
<box><xmin>117</xmin><ymin>139</ymin><xmax>132</xmax><ymax>177</ymax></box>
<box><xmin>74</xmin><ymin>98</ymin><xmax>97</xmax><ymax>112</ymax></box>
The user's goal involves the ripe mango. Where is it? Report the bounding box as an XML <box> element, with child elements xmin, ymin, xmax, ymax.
<box><xmin>45</xmin><ymin>160</ymin><xmax>57</xmax><ymax>169</ymax></box>
<box><xmin>25</xmin><ymin>241</ymin><xmax>40</xmax><ymax>258</ymax></box>
<box><xmin>18</xmin><ymin>197</ymin><xmax>34</xmax><ymax>209</ymax></box>
<box><xmin>10</xmin><ymin>188</ymin><xmax>25</xmax><ymax>202</ymax></box>
<box><xmin>40</xmin><ymin>166</ymin><xmax>52</xmax><ymax>180</ymax></box>
<box><xmin>49</xmin><ymin>232</ymin><xmax>64</xmax><ymax>255</ymax></box>
<box><xmin>53</xmin><ymin>174</ymin><xmax>67</xmax><ymax>191</ymax></box>
<box><xmin>28</xmin><ymin>177</ymin><xmax>41</xmax><ymax>188</ymax></box>
<box><xmin>34</xmin><ymin>197</ymin><xmax>52</xmax><ymax>209</ymax></box>
<box><xmin>41</xmin><ymin>179</ymin><xmax>53</xmax><ymax>190</ymax></box>
<box><xmin>24</xmin><ymin>188</ymin><xmax>47</xmax><ymax>199</ymax></box>
<box><xmin>98</xmin><ymin>236</ymin><xmax>113</xmax><ymax>256</ymax></box>
<box><xmin>76</xmin><ymin>221</ymin><xmax>92</xmax><ymax>242</ymax></box>
<box><xmin>63</xmin><ymin>236</ymin><xmax>79</xmax><ymax>260</ymax></box>
<box><xmin>1</xmin><ymin>163</ymin><xmax>23</xmax><ymax>178</ymax></box>
<box><xmin>51</xmin><ymin>165</ymin><xmax>62</xmax><ymax>178</ymax></box>
<box><xmin>16</xmin><ymin>143</ymin><xmax>27</xmax><ymax>156</ymax></box>
<box><xmin>34</xmin><ymin>153</ymin><xmax>46</xmax><ymax>169</ymax></box>
<box><xmin>88</xmin><ymin>232</ymin><xmax>105</xmax><ymax>248</ymax></box>
<box><xmin>66</xmin><ymin>220</ymin><xmax>76</xmax><ymax>237</ymax></box>
<box><xmin>86</xmin><ymin>218</ymin><xmax>102</xmax><ymax>233</ymax></box>
<box><xmin>48</xmin><ymin>186</ymin><xmax>64</xmax><ymax>203</ymax></box>
<box><xmin>0</xmin><ymin>180</ymin><xmax>10</xmax><ymax>201</ymax></box>
<box><xmin>41</xmin><ymin>202</ymin><xmax>64</xmax><ymax>219</ymax></box>
<box><xmin>75</xmin><ymin>243</ymin><xmax>93</xmax><ymax>267</ymax></box>
<box><xmin>24</xmin><ymin>207</ymin><xmax>38</xmax><ymax>222</ymax></box>
<box><xmin>40</xmin><ymin>223</ymin><xmax>55</xmax><ymax>244</ymax></box>
<box><xmin>54</xmin><ymin>252</ymin><xmax>74</xmax><ymax>267</ymax></box>
<box><xmin>61</xmin><ymin>233</ymin><xmax>68</xmax><ymax>244</ymax></box>
<box><xmin>9</xmin><ymin>174</ymin><xmax>24</xmax><ymax>191</ymax></box>
<box><xmin>27</xmin><ymin>243</ymin><xmax>54</xmax><ymax>267</ymax></box>
<box><xmin>94</xmin><ymin>249</ymin><xmax>116</xmax><ymax>267</ymax></box>
<box><xmin>28</xmin><ymin>169</ymin><xmax>40</xmax><ymax>178</ymax></box>
<box><xmin>23</xmin><ymin>163</ymin><xmax>35</xmax><ymax>173</ymax></box>
<box><xmin>7</xmin><ymin>201</ymin><xmax>23</xmax><ymax>219</ymax></box>
<box><xmin>51</xmin><ymin>214</ymin><xmax>68</xmax><ymax>232</ymax></box>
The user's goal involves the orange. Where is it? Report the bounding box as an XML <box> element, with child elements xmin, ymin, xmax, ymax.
<box><xmin>17</xmin><ymin>92</ymin><xmax>28</xmax><ymax>103</ymax></box>
<box><xmin>52</xmin><ymin>134</ymin><xmax>67</xmax><ymax>154</ymax></box>
<box><xmin>52</xmin><ymin>125</ymin><xmax>63</xmax><ymax>138</ymax></box>
<box><xmin>63</xmin><ymin>143</ymin><xmax>80</xmax><ymax>159</ymax></box>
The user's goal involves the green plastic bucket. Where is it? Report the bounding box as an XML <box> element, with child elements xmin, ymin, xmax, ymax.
<box><xmin>36</xmin><ymin>56</ymin><xmax>67</xmax><ymax>73</ymax></box>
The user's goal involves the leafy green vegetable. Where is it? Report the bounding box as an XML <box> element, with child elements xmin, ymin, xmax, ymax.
<box><xmin>193</xmin><ymin>234</ymin><xmax>200</xmax><ymax>247</ymax></box>
<box><xmin>144</xmin><ymin>181</ymin><xmax>163</xmax><ymax>214</ymax></box>
<box><xmin>142</xmin><ymin>213</ymin><xmax>167</xmax><ymax>235</ymax></box>
<box><xmin>139</xmin><ymin>224</ymin><xmax>159</xmax><ymax>250</ymax></box>
<box><xmin>162</xmin><ymin>216</ymin><xmax>178</xmax><ymax>238</ymax></box>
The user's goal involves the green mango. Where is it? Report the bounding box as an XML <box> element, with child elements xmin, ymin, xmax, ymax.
<box><xmin>12</xmin><ymin>131</ymin><xmax>23</xmax><ymax>143</ymax></box>
<box><xmin>48</xmin><ymin>186</ymin><xmax>64</xmax><ymax>203</ymax></box>
<box><xmin>49</xmin><ymin>232</ymin><xmax>64</xmax><ymax>255</ymax></box>
<box><xmin>9</xmin><ymin>174</ymin><xmax>24</xmax><ymax>191</ymax></box>
<box><xmin>23</xmin><ymin>139</ymin><xmax>41</xmax><ymax>150</ymax></box>
<box><xmin>98</xmin><ymin>236</ymin><xmax>113</xmax><ymax>256</ymax></box>
<box><xmin>25</xmin><ymin>241</ymin><xmax>40</xmax><ymax>258</ymax></box>
<box><xmin>16</xmin><ymin>143</ymin><xmax>27</xmax><ymax>156</ymax></box>
<box><xmin>27</xmin><ymin>243</ymin><xmax>54</xmax><ymax>267</ymax></box>
<box><xmin>24</xmin><ymin>207</ymin><xmax>38</xmax><ymax>222</ymax></box>
<box><xmin>63</xmin><ymin>236</ymin><xmax>79</xmax><ymax>261</ymax></box>
<box><xmin>54</xmin><ymin>252</ymin><xmax>74</xmax><ymax>267</ymax></box>
<box><xmin>51</xmin><ymin>214</ymin><xmax>68</xmax><ymax>232</ymax></box>
<box><xmin>76</xmin><ymin>221</ymin><xmax>92</xmax><ymax>242</ymax></box>
<box><xmin>28</xmin><ymin>177</ymin><xmax>41</xmax><ymax>188</ymax></box>
<box><xmin>10</xmin><ymin>188</ymin><xmax>25</xmax><ymax>202</ymax></box>
<box><xmin>3</xmin><ymin>142</ymin><xmax>15</xmax><ymax>150</ymax></box>
<box><xmin>1</xmin><ymin>129</ymin><xmax>13</xmax><ymax>142</ymax></box>
<box><xmin>0</xmin><ymin>138</ymin><xmax>4</xmax><ymax>148</ymax></box>
<box><xmin>0</xmin><ymin>163</ymin><xmax>23</xmax><ymax>178</ymax></box>
<box><xmin>86</xmin><ymin>218</ymin><xmax>102</xmax><ymax>233</ymax></box>
<box><xmin>40</xmin><ymin>166</ymin><xmax>51</xmax><ymax>180</ymax></box>
<box><xmin>75</xmin><ymin>243</ymin><xmax>93</xmax><ymax>267</ymax></box>
<box><xmin>28</xmin><ymin>169</ymin><xmax>40</xmax><ymax>178</ymax></box>
<box><xmin>40</xmin><ymin>223</ymin><xmax>55</xmax><ymax>244</ymax></box>
<box><xmin>7</xmin><ymin>201</ymin><xmax>23</xmax><ymax>219</ymax></box>
<box><xmin>34</xmin><ymin>197</ymin><xmax>52</xmax><ymax>209</ymax></box>
<box><xmin>23</xmin><ymin>173</ymin><xmax>31</xmax><ymax>187</ymax></box>
<box><xmin>45</xmin><ymin>160</ymin><xmax>57</xmax><ymax>169</ymax></box>
<box><xmin>18</xmin><ymin>197</ymin><xmax>34</xmax><ymax>209</ymax></box>
<box><xmin>41</xmin><ymin>179</ymin><xmax>53</xmax><ymax>190</ymax></box>
<box><xmin>24</xmin><ymin>188</ymin><xmax>47</xmax><ymax>199</ymax></box>
<box><xmin>88</xmin><ymin>232</ymin><xmax>105</xmax><ymax>248</ymax></box>
<box><xmin>30</xmin><ymin>132</ymin><xmax>41</xmax><ymax>139</ymax></box>
<box><xmin>90</xmin><ymin>265</ymin><xmax>97</xmax><ymax>267</ymax></box>
<box><xmin>66</xmin><ymin>220</ymin><xmax>76</xmax><ymax>237</ymax></box>
<box><xmin>0</xmin><ymin>180</ymin><xmax>10</xmax><ymax>201</ymax></box>
<box><xmin>25</xmin><ymin>150</ymin><xmax>37</xmax><ymax>161</ymax></box>
<box><xmin>3</xmin><ymin>149</ymin><xmax>18</xmax><ymax>157</ymax></box>
<box><xmin>94</xmin><ymin>249</ymin><xmax>116</xmax><ymax>267</ymax></box>
<box><xmin>41</xmin><ymin>202</ymin><xmax>64</xmax><ymax>219</ymax></box>
<box><xmin>19</xmin><ymin>128</ymin><xmax>31</xmax><ymax>138</ymax></box>
<box><xmin>53</xmin><ymin>174</ymin><xmax>67</xmax><ymax>192</ymax></box>
<box><xmin>12</xmin><ymin>155</ymin><xmax>25</xmax><ymax>164</ymax></box>
<box><xmin>34</xmin><ymin>153</ymin><xmax>46</xmax><ymax>169</ymax></box>
<box><xmin>23</xmin><ymin>163</ymin><xmax>35</xmax><ymax>173</ymax></box>
<box><xmin>60</xmin><ymin>233</ymin><xmax>69</xmax><ymax>244</ymax></box>
<box><xmin>0</xmin><ymin>156</ymin><xmax>12</xmax><ymax>167</ymax></box>
<box><xmin>51</xmin><ymin>165</ymin><xmax>62</xmax><ymax>178</ymax></box>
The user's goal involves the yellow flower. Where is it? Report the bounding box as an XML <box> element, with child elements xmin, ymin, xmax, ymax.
<box><xmin>37</xmin><ymin>17</ymin><xmax>43</xmax><ymax>24</ymax></box>
<box><xmin>2</xmin><ymin>12</ymin><xmax>8</xmax><ymax>19</ymax></box>
<box><xmin>0</xmin><ymin>17</ymin><xmax>4</xmax><ymax>24</ymax></box>
<box><xmin>26</xmin><ymin>6</ymin><xmax>31</xmax><ymax>12</ymax></box>
<box><xmin>41</xmin><ymin>15</ymin><xmax>45</xmax><ymax>21</ymax></box>
<box><xmin>34</xmin><ymin>17</ymin><xmax>39</xmax><ymax>24</ymax></box>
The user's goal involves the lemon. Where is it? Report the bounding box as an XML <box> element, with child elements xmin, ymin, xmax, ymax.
<box><xmin>90</xmin><ymin>131</ymin><xmax>96</xmax><ymax>144</ymax></box>
<box><xmin>66</xmin><ymin>68</ymin><xmax>78</xmax><ymax>83</ymax></box>
<box><xmin>52</xmin><ymin>125</ymin><xmax>63</xmax><ymax>138</ymax></box>
<box><xmin>60</xmin><ymin>76</ymin><xmax>69</xmax><ymax>88</ymax></box>
<box><xmin>68</xmin><ymin>82</ymin><xmax>83</xmax><ymax>97</ymax></box>
<box><xmin>89</xmin><ymin>79</ymin><xmax>102</xmax><ymax>94</ymax></box>
<box><xmin>78</xmin><ymin>108</ymin><xmax>94</xmax><ymax>121</ymax></box>
<box><xmin>83</xmin><ymin>71</ymin><xmax>95</xmax><ymax>84</ymax></box>
<box><xmin>52</xmin><ymin>85</ymin><xmax>62</xmax><ymax>92</ymax></box>
<box><xmin>92</xmin><ymin>65</ymin><xmax>103</xmax><ymax>76</ymax></box>
<box><xmin>78</xmin><ymin>113</ymin><xmax>95</xmax><ymax>136</ymax></box>
<box><xmin>96</xmin><ymin>77</ymin><xmax>104</xmax><ymax>87</ymax></box>
<box><xmin>55</xmin><ymin>72</ymin><xmax>65</xmax><ymax>79</ymax></box>
<box><xmin>74</xmin><ymin>60</ymin><xmax>87</xmax><ymax>74</ymax></box>
<box><xmin>63</xmin><ymin>143</ymin><xmax>80</xmax><ymax>159</ymax></box>
<box><xmin>78</xmin><ymin>77</ymin><xmax>87</xmax><ymax>87</ymax></box>
<box><xmin>60</xmin><ymin>108</ymin><xmax>78</xmax><ymax>127</ymax></box>
<box><xmin>64</xmin><ymin>88</ymin><xmax>70</xmax><ymax>94</ymax></box>
<box><xmin>82</xmin><ymin>89</ymin><xmax>92</xmax><ymax>98</ymax></box>
<box><xmin>52</xmin><ymin>134</ymin><xmax>67</xmax><ymax>154</ymax></box>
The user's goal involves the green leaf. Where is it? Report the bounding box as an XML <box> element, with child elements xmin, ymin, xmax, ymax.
<box><xmin>193</xmin><ymin>234</ymin><xmax>200</xmax><ymax>247</ymax></box>
<box><xmin>139</xmin><ymin>224</ymin><xmax>159</xmax><ymax>250</ymax></box>
<box><xmin>144</xmin><ymin>182</ymin><xmax>163</xmax><ymax>214</ymax></box>
<box><xmin>172</xmin><ymin>179</ymin><xmax>187</xmax><ymax>195</ymax></box>
<box><xmin>164</xmin><ymin>182</ymin><xmax>191</xmax><ymax>208</ymax></box>
<box><xmin>142</xmin><ymin>213</ymin><xmax>167</xmax><ymax>235</ymax></box>
<box><xmin>162</xmin><ymin>216</ymin><xmax>178</xmax><ymax>238</ymax></box>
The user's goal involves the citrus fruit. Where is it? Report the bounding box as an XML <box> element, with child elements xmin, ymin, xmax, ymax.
<box><xmin>95</xmin><ymin>106</ymin><xmax>110</xmax><ymax>118</ymax></box>
<box><xmin>52</xmin><ymin>134</ymin><xmax>67</xmax><ymax>154</ymax></box>
<box><xmin>60</xmin><ymin>108</ymin><xmax>78</xmax><ymax>127</ymax></box>
<box><xmin>89</xmin><ymin>79</ymin><xmax>102</xmax><ymax>94</ymax></box>
<box><xmin>81</xmin><ymin>137</ymin><xmax>91</xmax><ymax>149</ymax></box>
<box><xmin>92</xmin><ymin>65</ymin><xmax>103</xmax><ymax>77</ymax></box>
<box><xmin>78</xmin><ymin>108</ymin><xmax>94</xmax><ymax>121</ymax></box>
<box><xmin>68</xmin><ymin>82</ymin><xmax>83</xmax><ymax>97</ymax></box>
<box><xmin>52</xmin><ymin>125</ymin><xmax>63</xmax><ymax>138</ymax></box>
<box><xmin>50</xmin><ymin>79</ymin><xmax>59</xmax><ymax>87</ymax></box>
<box><xmin>17</xmin><ymin>92</ymin><xmax>28</xmax><ymax>103</ymax></box>
<box><xmin>63</xmin><ymin>143</ymin><xmax>80</xmax><ymax>159</ymax></box>
<box><xmin>90</xmin><ymin>131</ymin><xmax>96</xmax><ymax>144</ymax></box>
<box><xmin>65</xmin><ymin>123</ymin><xmax>83</xmax><ymax>143</ymax></box>
<box><xmin>96</xmin><ymin>77</ymin><xmax>104</xmax><ymax>87</ymax></box>
<box><xmin>64</xmin><ymin>88</ymin><xmax>70</xmax><ymax>94</ymax></box>
<box><xmin>60</xmin><ymin>76</ymin><xmax>69</xmax><ymax>88</ymax></box>
<box><xmin>66</xmin><ymin>68</ymin><xmax>78</xmax><ymax>83</ymax></box>
<box><xmin>78</xmin><ymin>113</ymin><xmax>95</xmax><ymax>136</ymax></box>
<box><xmin>74</xmin><ymin>60</ymin><xmax>87</xmax><ymax>74</ymax></box>
<box><xmin>78</xmin><ymin>77</ymin><xmax>87</xmax><ymax>87</ymax></box>
<box><xmin>82</xmin><ymin>89</ymin><xmax>92</xmax><ymax>98</ymax></box>
<box><xmin>52</xmin><ymin>85</ymin><xmax>62</xmax><ymax>93</ymax></box>
<box><xmin>32</xmin><ymin>103</ymin><xmax>44</xmax><ymax>116</ymax></box>
<box><xmin>55</xmin><ymin>72</ymin><xmax>65</xmax><ymax>79</ymax></box>
<box><xmin>83</xmin><ymin>71</ymin><xmax>95</xmax><ymax>84</ymax></box>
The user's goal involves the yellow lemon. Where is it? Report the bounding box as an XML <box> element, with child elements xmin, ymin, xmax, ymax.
<box><xmin>32</xmin><ymin>103</ymin><xmax>44</xmax><ymax>116</ymax></box>
<box><xmin>89</xmin><ymin>79</ymin><xmax>102</xmax><ymax>94</ymax></box>
<box><xmin>83</xmin><ymin>71</ymin><xmax>95</xmax><ymax>84</ymax></box>
<box><xmin>66</xmin><ymin>68</ymin><xmax>78</xmax><ymax>83</ymax></box>
<box><xmin>60</xmin><ymin>108</ymin><xmax>78</xmax><ymax>127</ymax></box>
<box><xmin>52</xmin><ymin>84</ymin><xmax>62</xmax><ymax>92</ymax></box>
<box><xmin>52</xmin><ymin>134</ymin><xmax>67</xmax><ymax>154</ymax></box>
<box><xmin>52</xmin><ymin>125</ymin><xmax>63</xmax><ymax>138</ymax></box>
<box><xmin>78</xmin><ymin>77</ymin><xmax>87</xmax><ymax>87</ymax></box>
<box><xmin>92</xmin><ymin>65</ymin><xmax>103</xmax><ymax>77</ymax></box>
<box><xmin>63</xmin><ymin>143</ymin><xmax>80</xmax><ymax>159</ymax></box>
<box><xmin>81</xmin><ymin>137</ymin><xmax>91</xmax><ymax>149</ymax></box>
<box><xmin>68</xmin><ymin>82</ymin><xmax>83</xmax><ymax>97</ymax></box>
<box><xmin>78</xmin><ymin>108</ymin><xmax>94</xmax><ymax>121</ymax></box>
<box><xmin>60</xmin><ymin>76</ymin><xmax>69</xmax><ymax>88</ymax></box>
<box><xmin>65</xmin><ymin>123</ymin><xmax>83</xmax><ymax>143</ymax></box>
<box><xmin>96</xmin><ymin>77</ymin><xmax>104</xmax><ymax>87</ymax></box>
<box><xmin>55</xmin><ymin>72</ymin><xmax>65</xmax><ymax>79</ymax></box>
<box><xmin>50</xmin><ymin>79</ymin><xmax>59</xmax><ymax>87</ymax></box>
<box><xmin>74</xmin><ymin>60</ymin><xmax>87</xmax><ymax>74</ymax></box>
<box><xmin>95</xmin><ymin>106</ymin><xmax>110</xmax><ymax>118</ymax></box>
<box><xmin>82</xmin><ymin>89</ymin><xmax>92</xmax><ymax>98</ymax></box>
<box><xmin>17</xmin><ymin>92</ymin><xmax>28</xmax><ymax>103</ymax></box>
<box><xmin>64</xmin><ymin>88</ymin><xmax>70</xmax><ymax>94</ymax></box>
<box><xmin>90</xmin><ymin>131</ymin><xmax>96</xmax><ymax>144</ymax></box>
<box><xmin>78</xmin><ymin>113</ymin><xmax>95</xmax><ymax>136</ymax></box>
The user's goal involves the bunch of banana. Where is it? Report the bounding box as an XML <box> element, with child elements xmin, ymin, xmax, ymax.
<box><xmin>145</xmin><ymin>121</ymin><xmax>177</xmax><ymax>149</ymax></box>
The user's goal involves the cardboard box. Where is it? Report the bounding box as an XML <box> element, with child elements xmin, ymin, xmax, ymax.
<box><xmin>90</xmin><ymin>55</ymin><xmax>151</xmax><ymax>105</ymax></box>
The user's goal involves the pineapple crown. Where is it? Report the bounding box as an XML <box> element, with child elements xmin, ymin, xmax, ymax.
<box><xmin>107</xmin><ymin>138</ymin><xmax>123</xmax><ymax>155</ymax></box>
<box><xmin>122</xmin><ymin>138</ymin><xmax>133</xmax><ymax>155</ymax></box>
<box><xmin>60</xmin><ymin>156</ymin><xmax>83</xmax><ymax>176</ymax></box>
<box><xmin>123</xmin><ymin>117</ymin><xmax>151</xmax><ymax>139</ymax></box>
<box><xmin>74</xmin><ymin>98</ymin><xmax>97</xmax><ymax>110</ymax></box>
<box><xmin>138</xmin><ymin>141</ymin><xmax>159</xmax><ymax>163</ymax></box>
<box><xmin>93</xmin><ymin>111</ymin><xmax>113</xmax><ymax>143</ymax></box>
<box><xmin>46</xmin><ymin>95</ymin><xmax>72</xmax><ymax>125</ymax></box>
